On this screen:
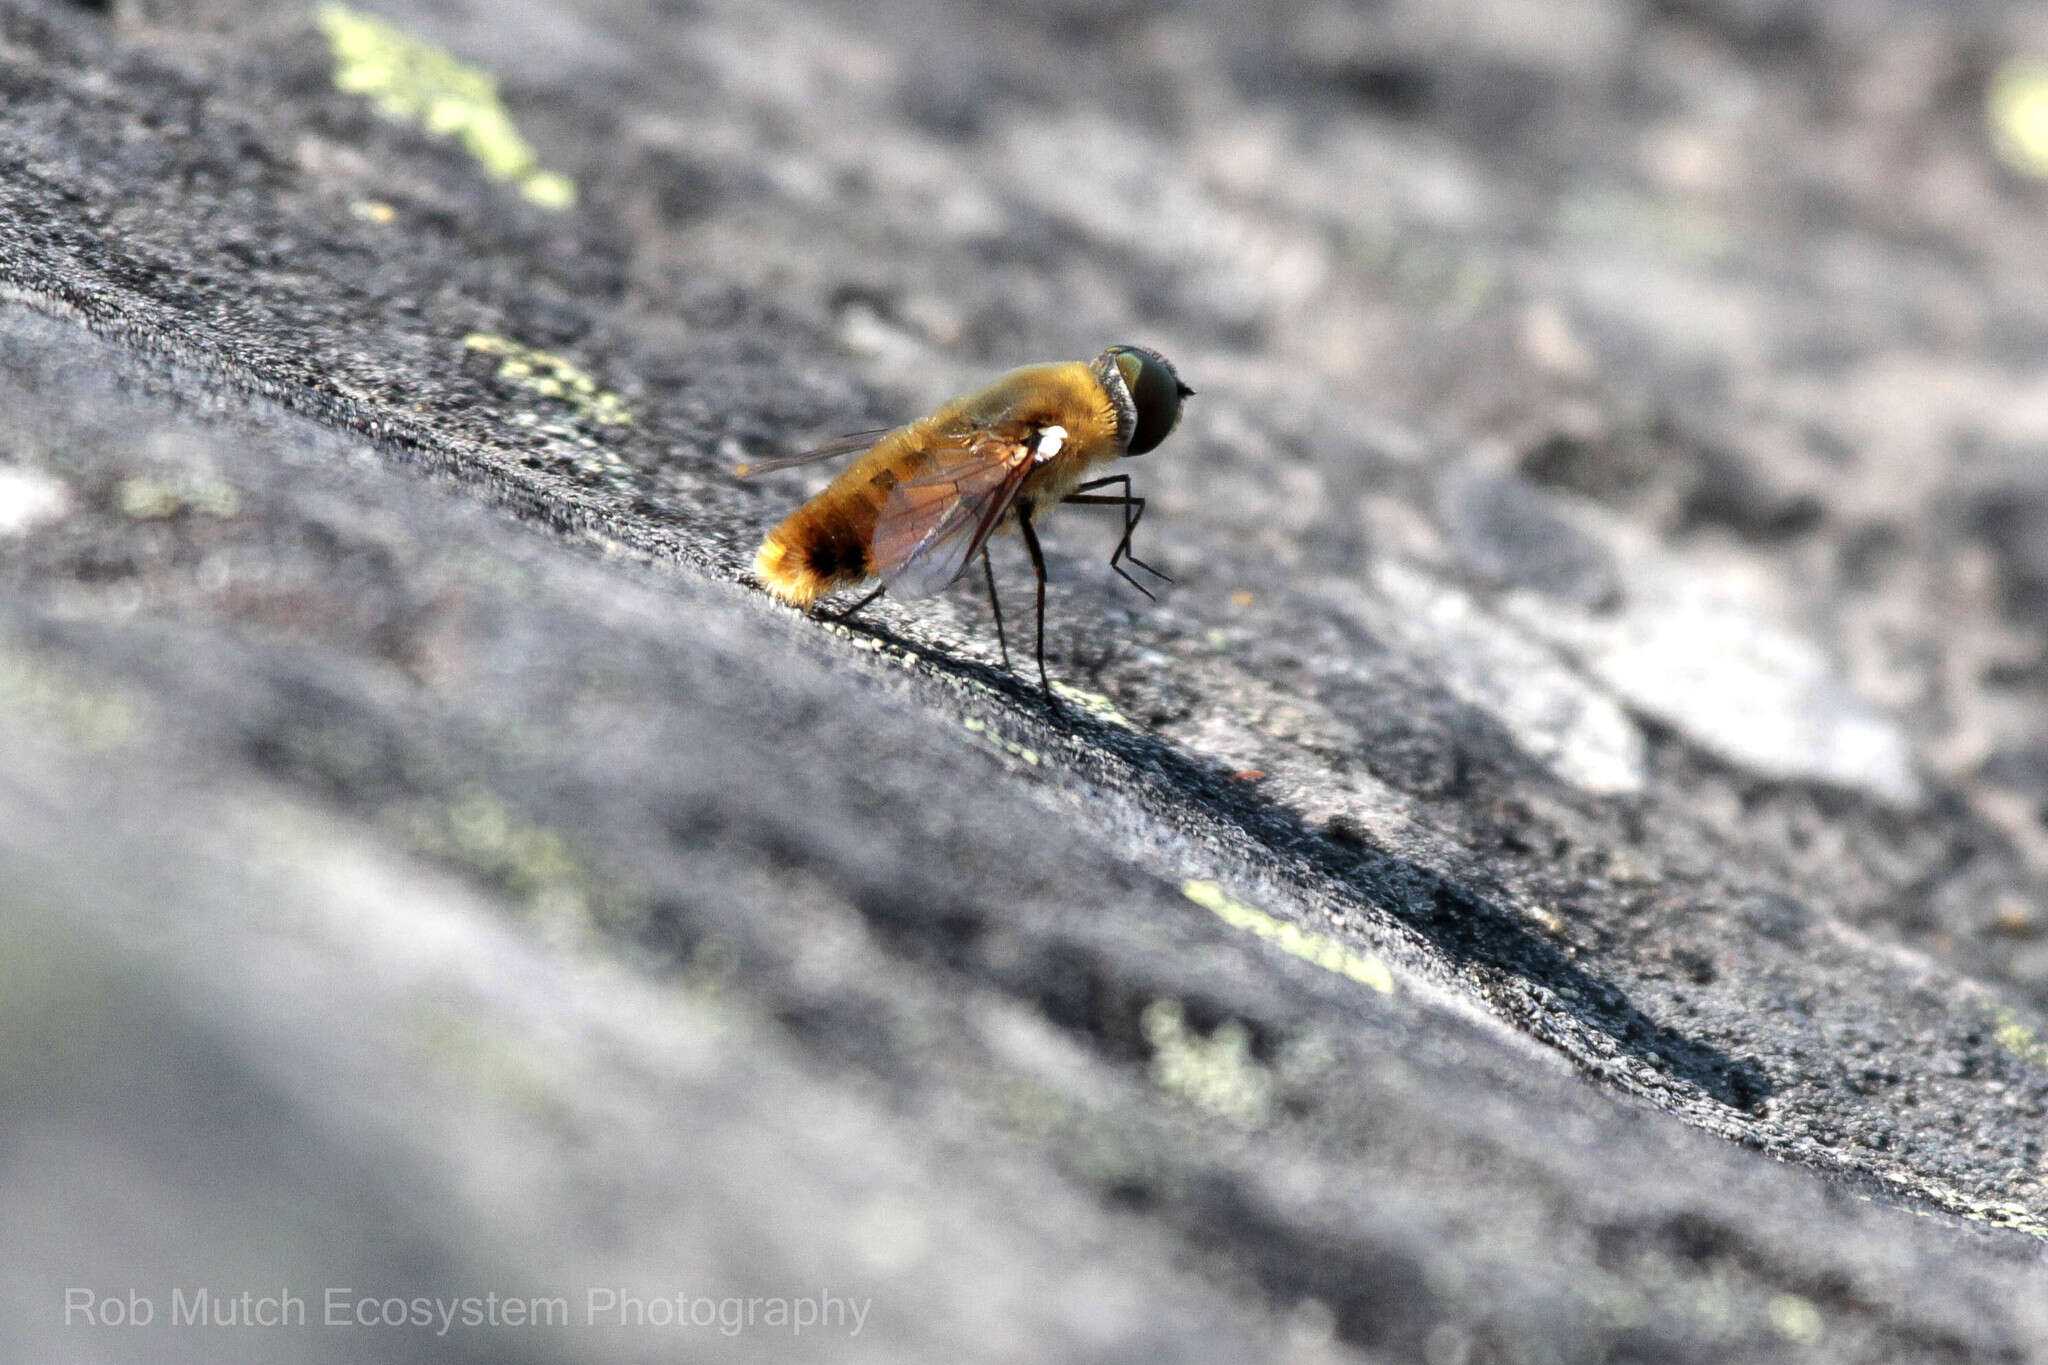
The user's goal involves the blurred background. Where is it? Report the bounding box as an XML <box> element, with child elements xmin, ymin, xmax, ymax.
<box><xmin>10</xmin><ymin>0</ymin><xmax>2048</xmax><ymax>1360</ymax></box>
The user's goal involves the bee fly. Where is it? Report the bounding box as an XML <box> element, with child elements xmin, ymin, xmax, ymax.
<box><xmin>741</xmin><ymin>345</ymin><xmax>1193</xmax><ymax>696</ymax></box>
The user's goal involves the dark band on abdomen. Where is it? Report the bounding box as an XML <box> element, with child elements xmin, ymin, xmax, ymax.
<box><xmin>806</xmin><ymin>505</ymin><xmax>873</xmax><ymax>582</ymax></box>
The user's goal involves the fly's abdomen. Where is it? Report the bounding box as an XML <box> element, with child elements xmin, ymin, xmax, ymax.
<box><xmin>753</xmin><ymin>445</ymin><xmax>905</xmax><ymax>605</ymax></box>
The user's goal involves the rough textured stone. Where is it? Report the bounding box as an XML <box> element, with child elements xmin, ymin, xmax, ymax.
<box><xmin>8</xmin><ymin>0</ymin><xmax>2048</xmax><ymax>1360</ymax></box>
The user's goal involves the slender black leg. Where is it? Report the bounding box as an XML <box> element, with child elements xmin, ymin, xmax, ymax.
<box><xmin>1016</xmin><ymin>504</ymin><xmax>1053</xmax><ymax>698</ymax></box>
<box><xmin>981</xmin><ymin>547</ymin><xmax>1011</xmax><ymax>670</ymax></box>
<box><xmin>1061</xmin><ymin>492</ymin><xmax>1152</xmax><ymax>597</ymax></box>
<box><xmin>1066</xmin><ymin>475</ymin><xmax>1171</xmax><ymax>582</ymax></box>
<box><xmin>1063</xmin><ymin>474</ymin><xmax>1173</xmax><ymax>596</ymax></box>
<box><xmin>823</xmin><ymin>583</ymin><xmax>886</xmax><ymax>623</ymax></box>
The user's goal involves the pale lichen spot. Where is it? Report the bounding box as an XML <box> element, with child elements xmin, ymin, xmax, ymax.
<box><xmin>1990</xmin><ymin>58</ymin><xmax>2048</xmax><ymax>179</ymax></box>
<box><xmin>1767</xmin><ymin>1294</ymin><xmax>1822</xmax><ymax>1345</ymax></box>
<box><xmin>382</xmin><ymin>785</ymin><xmax>646</xmax><ymax>945</ymax></box>
<box><xmin>117</xmin><ymin>473</ymin><xmax>241</xmax><ymax>520</ymax></box>
<box><xmin>519</xmin><ymin>171</ymin><xmax>578</xmax><ymax>211</ymax></box>
<box><xmin>1049</xmin><ymin>681</ymin><xmax>1135</xmax><ymax>729</ymax></box>
<box><xmin>1861</xmin><ymin>1134</ymin><xmax>2048</xmax><ymax>1239</ymax></box>
<box><xmin>317</xmin><ymin>4</ymin><xmax>579</xmax><ymax>209</ymax></box>
<box><xmin>1986</xmin><ymin>1000</ymin><xmax>2048</xmax><ymax>1070</ymax></box>
<box><xmin>408</xmin><ymin>1000</ymin><xmax>559</xmax><ymax>1113</ymax></box>
<box><xmin>1181</xmin><ymin>879</ymin><xmax>1395</xmax><ymax>994</ymax></box>
<box><xmin>0</xmin><ymin>467</ymin><xmax>70</xmax><ymax>536</ymax></box>
<box><xmin>1140</xmin><ymin>998</ymin><xmax>1274</xmax><ymax>1127</ymax></box>
<box><xmin>0</xmin><ymin>647</ymin><xmax>145</xmax><ymax>751</ymax></box>
<box><xmin>962</xmin><ymin>716</ymin><xmax>1040</xmax><ymax>765</ymax></box>
<box><xmin>464</xmin><ymin>333</ymin><xmax>633</xmax><ymax>428</ymax></box>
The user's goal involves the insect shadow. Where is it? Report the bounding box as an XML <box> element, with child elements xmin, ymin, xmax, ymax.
<box><xmin>830</xmin><ymin>612</ymin><xmax>1775</xmax><ymax>1117</ymax></box>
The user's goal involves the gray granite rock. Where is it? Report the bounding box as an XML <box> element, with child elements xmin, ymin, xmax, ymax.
<box><xmin>7</xmin><ymin>0</ymin><xmax>2048</xmax><ymax>1360</ymax></box>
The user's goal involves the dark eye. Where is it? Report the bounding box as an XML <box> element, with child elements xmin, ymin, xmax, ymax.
<box><xmin>1111</xmin><ymin>346</ymin><xmax>1192</xmax><ymax>455</ymax></box>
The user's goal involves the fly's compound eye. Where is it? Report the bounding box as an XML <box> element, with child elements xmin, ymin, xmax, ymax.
<box><xmin>1109</xmin><ymin>345</ymin><xmax>1193</xmax><ymax>455</ymax></box>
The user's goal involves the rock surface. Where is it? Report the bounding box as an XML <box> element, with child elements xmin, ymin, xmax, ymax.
<box><xmin>7</xmin><ymin>0</ymin><xmax>2048</xmax><ymax>1359</ymax></box>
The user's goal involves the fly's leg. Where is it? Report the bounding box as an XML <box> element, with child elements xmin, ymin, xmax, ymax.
<box><xmin>981</xmin><ymin>548</ymin><xmax>1011</xmax><ymax>671</ymax></box>
<box><xmin>1064</xmin><ymin>475</ymin><xmax>1172</xmax><ymax>597</ymax></box>
<box><xmin>1096</xmin><ymin>474</ymin><xmax>1171</xmax><ymax>584</ymax></box>
<box><xmin>822</xmin><ymin>583</ymin><xmax>886</xmax><ymax>624</ymax></box>
<box><xmin>1016</xmin><ymin>503</ymin><xmax>1055</xmax><ymax>699</ymax></box>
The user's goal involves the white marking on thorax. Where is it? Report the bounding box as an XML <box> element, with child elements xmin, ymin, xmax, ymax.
<box><xmin>1033</xmin><ymin>425</ymin><xmax>1067</xmax><ymax>462</ymax></box>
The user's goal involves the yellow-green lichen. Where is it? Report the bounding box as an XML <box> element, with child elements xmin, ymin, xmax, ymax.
<box><xmin>963</xmin><ymin>716</ymin><xmax>1039</xmax><ymax>765</ymax></box>
<box><xmin>384</xmin><ymin>786</ymin><xmax>644</xmax><ymax>942</ymax></box>
<box><xmin>464</xmin><ymin>333</ymin><xmax>633</xmax><ymax>428</ymax></box>
<box><xmin>1990</xmin><ymin>58</ymin><xmax>2048</xmax><ymax>179</ymax></box>
<box><xmin>989</xmin><ymin>1073</ymin><xmax>1163</xmax><ymax>1195</ymax></box>
<box><xmin>117</xmin><ymin>473</ymin><xmax>241</xmax><ymax>520</ymax></box>
<box><xmin>1182</xmin><ymin>880</ymin><xmax>1394</xmax><ymax>994</ymax></box>
<box><xmin>407</xmin><ymin>1000</ymin><xmax>562</xmax><ymax>1115</ymax></box>
<box><xmin>1767</xmin><ymin>1293</ymin><xmax>1822</xmax><ymax>1345</ymax></box>
<box><xmin>1874</xmin><ymin>1167</ymin><xmax>2048</xmax><ymax>1240</ymax></box>
<box><xmin>317</xmin><ymin>4</ymin><xmax>577</xmax><ymax>209</ymax></box>
<box><xmin>1988</xmin><ymin>1001</ymin><xmax>2048</xmax><ymax>1070</ymax></box>
<box><xmin>0</xmin><ymin>650</ymin><xmax>145</xmax><ymax>751</ymax></box>
<box><xmin>1141</xmin><ymin>998</ymin><xmax>1274</xmax><ymax>1127</ymax></box>
<box><xmin>1050</xmin><ymin>682</ymin><xmax>1136</xmax><ymax>729</ymax></box>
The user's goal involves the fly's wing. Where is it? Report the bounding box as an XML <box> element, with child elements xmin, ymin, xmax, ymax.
<box><xmin>871</xmin><ymin>421</ymin><xmax>1038</xmax><ymax>600</ymax></box>
<box><xmin>733</xmin><ymin>429</ymin><xmax>893</xmax><ymax>477</ymax></box>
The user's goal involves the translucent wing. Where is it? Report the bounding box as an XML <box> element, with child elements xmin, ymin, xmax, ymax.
<box><xmin>872</xmin><ymin>422</ymin><xmax>1038</xmax><ymax>600</ymax></box>
<box><xmin>733</xmin><ymin>429</ymin><xmax>893</xmax><ymax>477</ymax></box>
